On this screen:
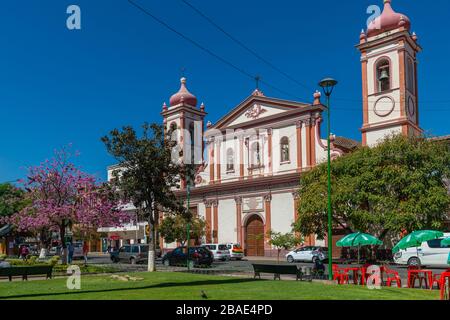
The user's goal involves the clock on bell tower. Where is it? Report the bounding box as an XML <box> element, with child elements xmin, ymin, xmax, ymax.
<box><xmin>357</xmin><ymin>0</ymin><xmax>422</xmax><ymax>147</ymax></box>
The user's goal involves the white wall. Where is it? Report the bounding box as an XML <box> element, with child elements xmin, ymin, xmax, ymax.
<box><xmin>270</xmin><ymin>192</ymin><xmax>295</xmax><ymax>234</ymax></box>
<box><xmin>367</xmin><ymin>126</ymin><xmax>402</xmax><ymax>147</ymax></box>
<box><xmin>217</xmin><ymin>199</ymin><xmax>237</xmax><ymax>243</ymax></box>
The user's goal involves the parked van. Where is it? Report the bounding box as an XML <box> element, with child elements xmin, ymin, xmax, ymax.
<box><xmin>394</xmin><ymin>233</ymin><xmax>450</xmax><ymax>267</ymax></box>
<box><xmin>202</xmin><ymin>244</ymin><xmax>231</xmax><ymax>261</ymax></box>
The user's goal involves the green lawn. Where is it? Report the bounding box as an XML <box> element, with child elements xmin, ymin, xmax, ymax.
<box><xmin>0</xmin><ymin>272</ymin><xmax>440</xmax><ymax>300</ymax></box>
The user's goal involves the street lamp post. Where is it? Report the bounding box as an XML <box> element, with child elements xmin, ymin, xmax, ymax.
<box><xmin>186</xmin><ymin>179</ymin><xmax>191</xmax><ymax>271</ymax></box>
<box><xmin>318</xmin><ymin>78</ymin><xmax>338</xmax><ymax>281</ymax></box>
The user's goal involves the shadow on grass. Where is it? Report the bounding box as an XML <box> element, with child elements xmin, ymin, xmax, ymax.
<box><xmin>0</xmin><ymin>277</ymin><xmax>260</xmax><ymax>300</ymax></box>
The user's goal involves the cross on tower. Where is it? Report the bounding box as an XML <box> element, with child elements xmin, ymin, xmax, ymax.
<box><xmin>255</xmin><ymin>75</ymin><xmax>261</xmax><ymax>90</ymax></box>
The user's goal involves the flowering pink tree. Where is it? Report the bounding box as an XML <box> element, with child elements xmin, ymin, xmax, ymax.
<box><xmin>7</xmin><ymin>146</ymin><xmax>129</xmax><ymax>262</ymax></box>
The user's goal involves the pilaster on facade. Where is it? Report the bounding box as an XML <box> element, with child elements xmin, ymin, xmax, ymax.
<box><xmin>215</xmin><ymin>139</ymin><xmax>222</xmax><ymax>184</ymax></box>
<box><xmin>234</xmin><ymin>196</ymin><xmax>243</xmax><ymax>246</ymax></box>
<box><xmin>267</xmin><ymin>128</ymin><xmax>273</xmax><ymax>175</ymax></box>
<box><xmin>203</xmin><ymin>199</ymin><xmax>213</xmax><ymax>242</ymax></box>
<box><xmin>296</xmin><ymin>120</ymin><xmax>303</xmax><ymax>172</ymax></box>
<box><xmin>239</xmin><ymin>136</ymin><xmax>245</xmax><ymax>180</ymax></box>
<box><xmin>263</xmin><ymin>194</ymin><xmax>272</xmax><ymax>251</ymax></box>
<box><xmin>212</xmin><ymin>199</ymin><xmax>219</xmax><ymax>243</ymax></box>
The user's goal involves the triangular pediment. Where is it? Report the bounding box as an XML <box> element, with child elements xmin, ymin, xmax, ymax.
<box><xmin>211</xmin><ymin>95</ymin><xmax>310</xmax><ymax>130</ymax></box>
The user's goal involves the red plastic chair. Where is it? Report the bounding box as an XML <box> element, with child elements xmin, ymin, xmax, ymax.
<box><xmin>332</xmin><ymin>265</ymin><xmax>349</xmax><ymax>284</ymax></box>
<box><xmin>407</xmin><ymin>266</ymin><xmax>428</xmax><ymax>289</ymax></box>
<box><xmin>432</xmin><ymin>269</ymin><xmax>450</xmax><ymax>290</ymax></box>
<box><xmin>385</xmin><ymin>266</ymin><xmax>402</xmax><ymax>288</ymax></box>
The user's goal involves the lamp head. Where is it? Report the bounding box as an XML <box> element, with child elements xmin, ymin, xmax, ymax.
<box><xmin>318</xmin><ymin>78</ymin><xmax>338</xmax><ymax>97</ymax></box>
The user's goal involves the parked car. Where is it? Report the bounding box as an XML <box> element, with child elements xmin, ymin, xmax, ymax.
<box><xmin>162</xmin><ymin>246</ymin><xmax>213</xmax><ymax>267</ymax></box>
<box><xmin>393</xmin><ymin>233</ymin><xmax>450</xmax><ymax>267</ymax></box>
<box><xmin>226</xmin><ymin>243</ymin><xmax>244</xmax><ymax>260</ymax></box>
<box><xmin>71</xmin><ymin>242</ymin><xmax>84</xmax><ymax>259</ymax></box>
<box><xmin>110</xmin><ymin>244</ymin><xmax>161</xmax><ymax>264</ymax></box>
<box><xmin>286</xmin><ymin>246</ymin><xmax>328</xmax><ymax>263</ymax></box>
<box><xmin>202</xmin><ymin>244</ymin><xmax>231</xmax><ymax>261</ymax></box>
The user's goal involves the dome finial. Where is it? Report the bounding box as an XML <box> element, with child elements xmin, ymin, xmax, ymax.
<box><xmin>367</xmin><ymin>0</ymin><xmax>411</xmax><ymax>37</ymax></box>
<box><xmin>169</xmin><ymin>77</ymin><xmax>198</xmax><ymax>107</ymax></box>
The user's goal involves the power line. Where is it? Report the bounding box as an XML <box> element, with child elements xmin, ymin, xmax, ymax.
<box><xmin>127</xmin><ymin>0</ymin><xmax>306</xmax><ymax>101</ymax></box>
<box><xmin>127</xmin><ymin>1</ymin><xmax>450</xmax><ymax>112</ymax></box>
<box><xmin>180</xmin><ymin>0</ymin><xmax>313</xmax><ymax>93</ymax></box>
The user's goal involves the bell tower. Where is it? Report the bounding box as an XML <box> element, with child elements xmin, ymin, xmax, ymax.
<box><xmin>357</xmin><ymin>0</ymin><xmax>422</xmax><ymax>146</ymax></box>
<box><xmin>161</xmin><ymin>77</ymin><xmax>207</xmax><ymax>189</ymax></box>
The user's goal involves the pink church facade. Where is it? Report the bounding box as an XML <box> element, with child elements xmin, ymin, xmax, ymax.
<box><xmin>105</xmin><ymin>1</ymin><xmax>449</xmax><ymax>256</ymax></box>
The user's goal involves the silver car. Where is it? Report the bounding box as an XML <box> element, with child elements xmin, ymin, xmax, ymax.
<box><xmin>113</xmin><ymin>244</ymin><xmax>161</xmax><ymax>264</ymax></box>
<box><xmin>116</xmin><ymin>244</ymin><xmax>149</xmax><ymax>264</ymax></box>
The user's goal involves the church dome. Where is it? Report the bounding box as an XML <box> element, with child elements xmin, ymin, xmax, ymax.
<box><xmin>169</xmin><ymin>77</ymin><xmax>198</xmax><ymax>107</ymax></box>
<box><xmin>367</xmin><ymin>0</ymin><xmax>411</xmax><ymax>37</ymax></box>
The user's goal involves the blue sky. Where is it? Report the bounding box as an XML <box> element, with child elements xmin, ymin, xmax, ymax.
<box><xmin>1</xmin><ymin>0</ymin><xmax>449</xmax><ymax>182</ymax></box>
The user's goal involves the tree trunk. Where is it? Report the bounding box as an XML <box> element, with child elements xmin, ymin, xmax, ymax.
<box><xmin>60</xmin><ymin>226</ymin><xmax>67</xmax><ymax>264</ymax></box>
<box><xmin>147</xmin><ymin>198</ymin><xmax>156</xmax><ymax>272</ymax></box>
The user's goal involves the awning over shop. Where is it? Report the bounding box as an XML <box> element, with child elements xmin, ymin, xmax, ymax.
<box><xmin>0</xmin><ymin>224</ymin><xmax>12</xmax><ymax>237</ymax></box>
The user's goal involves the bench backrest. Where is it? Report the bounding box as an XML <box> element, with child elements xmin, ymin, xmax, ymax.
<box><xmin>0</xmin><ymin>265</ymin><xmax>53</xmax><ymax>277</ymax></box>
<box><xmin>252</xmin><ymin>264</ymin><xmax>299</xmax><ymax>274</ymax></box>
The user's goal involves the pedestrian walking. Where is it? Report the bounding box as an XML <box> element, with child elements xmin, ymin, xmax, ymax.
<box><xmin>83</xmin><ymin>241</ymin><xmax>89</xmax><ymax>265</ymax></box>
<box><xmin>67</xmin><ymin>242</ymin><xmax>74</xmax><ymax>264</ymax></box>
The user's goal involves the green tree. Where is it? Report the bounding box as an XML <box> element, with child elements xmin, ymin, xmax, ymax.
<box><xmin>267</xmin><ymin>230</ymin><xmax>303</xmax><ymax>263</ymax></box>
<box><xmin>0</xmin><ymin>183</ymin><xmax>29</xmax><ymax>224</ymax></box>
<box><xmin>102</xmin><ymin>123</ymin><xmax>188</xmax><ymax>272</ymax></box>
<box><xmin>159</xmin><ymin>214</ymin><xmax>206</xmax><ymax>246</ymax></box>
<box><xmin>294</xmin><ymin>135</ymin><xmax>450</xmax><ymax>246</ymax></box>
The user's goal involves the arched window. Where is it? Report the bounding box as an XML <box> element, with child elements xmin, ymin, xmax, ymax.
<box><xmin>226</xmin><ymin>148</ymin><xmax>234</xmax><ymax>172</ymax></box>
<box><xmin>407</xmin><ymin>58</ymin><xmax>414</xmax><ymax>93</ymax></box>
<box><xmin>251</xmin><ymin>142</ymin><xmax>261</xmax><ymax>167</ymax></box>
<box><xmin>376</xmin><ymin>59</ymin><xmax>390</xmax><ymax>92</ymax></box>
<box><xmin>280</xmin><ymin>137</ymin><xmax>290</xmax><ymax>162</ymax></box>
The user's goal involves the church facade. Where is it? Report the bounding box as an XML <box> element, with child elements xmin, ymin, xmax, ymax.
<box><xmin>106</xmin><ymin>0</ymin><xmax>430</xmax><ymax>256</ymax></box>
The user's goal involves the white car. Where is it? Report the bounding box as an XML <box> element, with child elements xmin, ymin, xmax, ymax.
<box><xmin>226</xmin><ymin>243</ymin><xmax>244</xmax><ymax>260</ymax></box>
<box><xmin>286</xmin><ymin>246</ymin><xmax>328</xmax><ymax>263</ymax></box>
<box><xmin>393</xmin><ymin>233</ymin><xmax>450</xmax><ymax>267</ymax></box>
<box><xmin>203</xmin><ymin>244</ymin><xmax>231</xmax><ymax>261</ymax></box>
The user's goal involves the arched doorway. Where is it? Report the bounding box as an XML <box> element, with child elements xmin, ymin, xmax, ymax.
<box><xmin>245</xmin><ymin>215</ymin><xmax>265</xmax><ymax>256</ymax></box>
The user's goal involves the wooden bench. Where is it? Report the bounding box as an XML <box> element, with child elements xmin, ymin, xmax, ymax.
<box><xmin>252</xmin><ymin>264</ymin><xmax>302</xmax><ymax>281</ymax></box>
<box><xmin>0</xmin><ymin>265</ymin><xmax>53</xmax><ymax>281</ymax></box>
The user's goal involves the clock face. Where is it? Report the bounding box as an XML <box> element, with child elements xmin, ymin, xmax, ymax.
<box><xmin>374</xmin><ymin>96</ymin><xmax>395</xmax><ymax>117</ymax></box>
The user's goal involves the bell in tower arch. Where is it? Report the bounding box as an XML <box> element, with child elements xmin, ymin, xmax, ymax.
<box><xmin>378</xmin><ymin>67</ymin><xmax>389</xmax><ymax>82</ymax></box>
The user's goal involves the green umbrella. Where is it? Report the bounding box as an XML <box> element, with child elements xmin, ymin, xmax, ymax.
<box><xmin>443</xmin><ymin>238</ymin><xmax>450</xmax><ymax>265</ymax></box>
<box><xmin>337</xmin><ymin>232</ymin><xmax>383</xmax><ymax>264</ymax></box>
<box><xmin>392</xmin><ymin>230</ymin><xmax>444</xmax><ymax>267</ymax></box>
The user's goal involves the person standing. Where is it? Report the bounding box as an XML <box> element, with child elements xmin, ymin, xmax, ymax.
<box><xmin>20</xmin><ymin>245</ymin><xmax>29</xmax><ymax>261</ymax></box>
<box><xmin>67</xmin><ymin>242</ymin><xmax>74</xmax><ymax>264</ymax></box>
<box><xmin>83</xmin><ymin>241</ymin><xmax>89</xmax><ymax>265</ymax></box>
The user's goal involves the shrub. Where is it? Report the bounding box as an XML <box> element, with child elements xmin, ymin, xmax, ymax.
<box><xmin>0</xmin><ymin>254</ymin><xmax>6</xmax><ymax>261</ymax></box>
<box><xmin>49</xmin><ymin>256</ymin><xmax>60</xmax><ymax>266</ymax></box>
